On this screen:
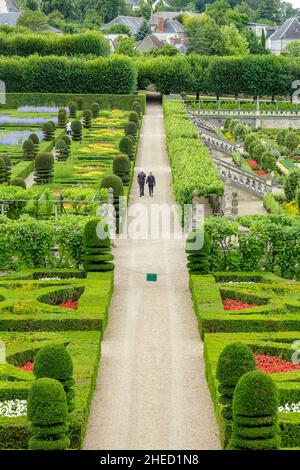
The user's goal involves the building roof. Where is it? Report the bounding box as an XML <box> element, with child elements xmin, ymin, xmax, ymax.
<box><xmin>150</xmin><ymin>11</ymin><xmax>182</xmax><ymax>26</ymax></box>
<box><xmin>163</xmin><ymin>18</ymin><xmax>185</xmax><ymax>33</ymax></box>
<box><xmin>152</xmin><ymin>0</ymin><xmax>172</xmax><ymax>8</ymax></box>
<box><xmin>102</xmin><ymin>16</ymin><xmax>144</xmax><ymax>35</ymax></box>
<box><xmin>136</xmin><ymin>34</ymin><xmax>165</xmax><ymax>52</ymax></box>
<box><xmin>269</xmin><ymin>17</ymin><xmax>300</xmax><ymax>41</ymax></box>
<box><xmin>0</xmin><ymin>11</ymin><xmax>20</xmax><ymax>26</ymax></box>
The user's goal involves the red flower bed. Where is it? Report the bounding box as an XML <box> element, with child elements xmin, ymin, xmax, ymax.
<box><xmin>247</xmin><ymin>159</ymin><xmax>259</xmax><ymax>169</ymax></box>
<box><xmin>255</xmin><ymin>353</ymin><xmax>300</xmax><ymax>374</ymax></box>
<box><xmin>256</xmin><ymin>170</ymin><xmax>267</xmax><ymax>177</ymax></box>
<box><xmin>223</xmin><ymin>298</ymin><xmax>257</xmax><ymax>311</ymax></box>
<box><xmin>59</xmin><ymin>299</ymin><xmax>78</xmax><ymax>310</ymax></box>
<box><xmin>18</xmin><ymin>362</ymin><xmax>34</xmax><ymax>372</ymax></box>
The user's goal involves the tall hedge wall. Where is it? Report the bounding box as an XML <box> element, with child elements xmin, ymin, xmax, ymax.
<box><xmin>0</xmin><ymin>56</ymin><xmax>137</xmax><ymax>94</ymax></box>
<box><xmin>0</xmin><ymin>32</ymin><xmax>110</xmax><ymax>57</ymax></box>
<box><xmin>137</xmin><ymin>54</ymin><xmax>300</xmax><ymax>97</ymax></box>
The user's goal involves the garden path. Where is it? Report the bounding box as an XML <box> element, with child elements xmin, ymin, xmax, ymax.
<box><xmin>84</xmin><ymin>101</ymin><xmax>220</xmax><ymax>450</ymax></box>
<box><xmin>25</xmin><ymin>172</ymin><xmax>35</xmax><ymax>188</ymax></box>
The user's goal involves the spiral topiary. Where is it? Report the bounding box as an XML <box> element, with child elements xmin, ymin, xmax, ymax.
<box><xmin>83</xmin><ymin>218</ymin><xmax>114</xmax><ymax>272</ymax></box>
<box><xmin>113</xmin><ymin>155</ymin><xmax>130</xmax><ymax>185</ymax></box>
<box><xmin>91</xmin><ymin>102</ymin><xmax>100</xmax><ymax>118</ymax></box>
<box><xmin>83</xmin><ymin>110</ymin><xmax>92</xmax><ymax>129</ymax></box>
<box><xmin>71</xmin><ymin>120</ymin><xmax>83</xmax><ymax>141</ymax></box>
<box><xmin>56</xmin><ymin>139</ymin><xmax>69</xmax><ymax>162</ymax></box>
<box><xmin>23</xmin><ymin>139</ymin><xmax>35</xmax><ymax>161</ymax></box>
<box><xmin>129</xmin><ymin>111</ymin><xmax>139</xmax><ymax>125</ymax></box>
<box><xmin>216</xmin><ymin>343</ymin><xmax>256</xmax><ymax>422</ymax></box>
<box><xmin>28</xmin><ymin>133</ymin><xmax>40</xmax><ymax>154</ymax></box>
<box><xmin>10</xmin><ymin>177</ymin><xmax>26</xmax><ymax>188</ymax></box>
<box><xmin>186</xmin><ymin>230</ymin><xmax>212</xmax><ymax>274</ymax></box>
<box><xmin>228</xmin><ymin>370</ymin><xmax>280</xmax><ymax>450</ymax></box>
<box><xmin>33</xmin><ymin>344</ymin><xmax>75</xmax><ymax>413</ymax></box>
<box><xmin>42</xmin><ymin>122</ymin><xmax>54</xmax><ymax>142</ymax></box>
<box><xmin>34</xmin><ymin>152</ymin><xmax>54</xmax><ymax>184</ymax></box>
<box><xmin>125</xmin><ymin>121</ymin><xmax>137</xmax><ymax>137</ymax></box>
<box><xmin>100</xmin><ymin>175</ymin><xmax>124</xmax><ymax>233</ymax></box>
<box><xmin>77</xmin><ymin>97</ymin><xmax>84</xmax><ymax>111</ymax></box>
<box><xmin>61</xmin><ymin>135</ymin><xmax>72</xmax><ymax>148</ymax></box>
<box><xmin>132</xmin><ymin>102</ymin><xmax>142</xmax><ymax>116</ymax></box>
<box><xmin>69</xmin><ymin>101</ymin><xmax>77</xmax><ymax>118</ymax></box>
<box><xmin>57</xmin><ymin>111</ymin><xmax>67</xmax><ymax>129</ymax></box>
<box><xmin>119</xmin><ymin>136</ymin><xmax>134</xmax><ymax>160</ymax></box>
<box><xmin>27</xmin><ymin>378</ymin><xmax>70</xmax><ymax>450</ymax></box>
<box><xmin>0</xmin><ymin>157</ymin><xmax>6</xmax><ymax>184</ymax></box>
<box><xmin>1</xmin><ymin>155</ymin><xmax>11</xmax><ymax>182</ymax></box>
<box><xmin>58</xmin><ymin>108</ymin><xmax>67</xmax><ymax>116</ymax></box>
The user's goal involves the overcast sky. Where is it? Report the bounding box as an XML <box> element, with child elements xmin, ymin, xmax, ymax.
<box><xmin>290</xmin><ymin>0</ymin><xmax>300</xmax><ymax>8</ymax></box>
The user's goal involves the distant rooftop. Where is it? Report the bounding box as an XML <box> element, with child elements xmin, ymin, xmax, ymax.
<box><xmin>269</xmin><ymin>17</ymin><xmax>300</xmax><ymax>41</ymax></box>
<box><xmin>150</xmin><ymin>11</ymin><xmax>183</xmax><ymax>26</ymax></box>
<box><xmin>162</xmin><ymin>18</ymin><xmax>185</xmax><ymax>33</ymax></box>
<box><xmin>102</xmin><ymin>16</ymin><xmax>144</xmax><ymax>35</ymax></box>
<box><xmin>0</xmin><ymin>11</ymin><xmax>20</xmax><ymax>26</ymax></box>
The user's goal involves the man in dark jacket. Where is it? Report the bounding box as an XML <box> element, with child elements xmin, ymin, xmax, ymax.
<box><xmin>146</xmin><ymin>172</ymin><xmax>156</xmax><ymax>197</ymax></box>
<box><xmin>137</xmin><ymin>169</ymin><xmax>146</xmax><ymax>197</ymax></box>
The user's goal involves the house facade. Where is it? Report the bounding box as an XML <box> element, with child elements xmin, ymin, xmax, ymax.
<box><xmin>0</xmin><ymin>0</ymin><xmax>21</xmax><ymax>26</ymax></box>
<box><xmin>266</xmin><ymin>17</ymin><xmax>300</xmax><ymax>55</ymax></box>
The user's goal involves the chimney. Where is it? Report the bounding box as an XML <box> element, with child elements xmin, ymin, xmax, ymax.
<box><xmin>157</xmin><ymin>17</ymin><xmax>164</xmax><ymax>33</ymax></box>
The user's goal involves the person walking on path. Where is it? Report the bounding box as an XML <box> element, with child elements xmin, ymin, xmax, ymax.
<box><xmin>146</xmin><ymin>172</ymin><xmax>156</xmax><ymax>197</ymax></box>
<box><xmin>137</xmin><ymin>169</ymin><xmax>146</xmax><ymax>197</ymax></box>
<box><xmin>67</xmin><ymin>121</ymin><xmax>72</xmax><ymax>137</ymax></box>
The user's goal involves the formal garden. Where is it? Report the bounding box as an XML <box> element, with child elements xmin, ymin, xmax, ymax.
<box><xmin>0</xmin><ymin>91</ymin><xmax>144</xmax><ymax>450</ymax></box>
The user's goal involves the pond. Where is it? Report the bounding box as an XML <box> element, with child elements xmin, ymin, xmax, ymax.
<box><xmin>0</xmin><ymin>130</ymin><xmax>44</xmax><ymax>146</ymax></box>
<box><xmin>0</xmin><ymin>116</ymin><xmax>58</xmax><ymax>125</ymax></box>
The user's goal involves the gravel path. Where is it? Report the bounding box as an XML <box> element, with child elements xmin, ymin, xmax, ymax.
<box><xmin>84</xmin><ymin>101</ymin><xmax>220</xmax><ymax>450</ymax></box>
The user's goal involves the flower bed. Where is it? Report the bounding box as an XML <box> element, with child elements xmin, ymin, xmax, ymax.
<box><xmin>254</xmin><ymin>353</ymin><xmax>300</xmax><ymax>374</ymax></box>
<box><xmin>18</xmin><ymin>362</ymin><xmax>34</xmax><ymax>372</ymax></box>
<box><xmin>223</xmin><ymin>298</ymin><xmax>257</xmax><ymax>311</ymax></box>
<box><xmin>256</xmin><ymin>170</ymin><xmax>267</xmax><ymax>176</ymax></box>
<box><xmin>247</xmin><ymin>159</ymin><xmax>259</xmax><ymax>169</ymax></box>
<box><xmin>0</xmin><ymin>400</ymin><xmax>27</xmax><ymax>418</ymax></box>
<box><xmin>59</xmin><ymin>299</ymin><xmax>78</xmax><ymax>310</ymax></box>
<box><xmin>279</xmin><ymin>403</ymin><xmax>300</xmax><ymax>413</ymax></box>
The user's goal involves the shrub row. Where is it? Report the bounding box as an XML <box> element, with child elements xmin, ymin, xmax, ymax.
<box><xmin>163</xmin><ymin>98</ymin><xmax>224</xmax><ymax>207</ymax></box>
<box><xmin>0</xmin><ymin>56</ymin><xmax>137</xmax><ymax>94</ymax></box>
<box><xmin>0</xmin><ymin>32</ymin><xmax>110</xmax><ymax>57</ymax></box>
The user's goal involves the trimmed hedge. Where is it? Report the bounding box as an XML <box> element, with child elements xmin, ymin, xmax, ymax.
<box><xmin>164</xmin><ymin>98</ymin><xmax>223</xmax><ymax>206</ymax></box>
<box><xmin>0</xmin><ymin>56</ymin><xmax>137</xmax><ymax>94</ymax></box>
<box><xmin>0</xmin><ymin>32</ymin><xmax>110</xmax><ymax>57</ymax></box>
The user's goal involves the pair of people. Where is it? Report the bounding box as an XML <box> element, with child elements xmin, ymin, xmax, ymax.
<box><xmin>137</xmin><ymin>170</ymin><xmax>156</xmax><ymax>197</ymax></box>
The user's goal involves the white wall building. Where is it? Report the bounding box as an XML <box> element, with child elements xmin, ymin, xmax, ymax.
<box><xmin>266</xmin><ymin>17</ymin><xmax>300</xmax><ymax>55</ymax></box>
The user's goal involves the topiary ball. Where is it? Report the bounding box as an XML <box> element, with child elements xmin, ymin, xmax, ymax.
<box><xmin>35</xmin><ymin>152</ymin><xmax>54</xmax><ymax>170</ymax></box>
<box><xmin>34</xmin><ymin>344</ymin><xmax>73</xmax><ymax>382</ymax></box>
<box><xmin>69</xmin><ymin>101</ymin><xmax>77</xmax><ymax>117</ymax></box>
<box><xmin>119</xmin><ymin>136</ymin><xmax>134</xmax><ymax>159</ymax></box>
<box><xmin>10</xmin><ymin>178</ymin><xmax>26</xmax><ymax>189</ymax></box>
<box><xmin>83</xmin><ymin>218</ymin><xmax>111</xmax><ymax>249</ymax></box>
<box><xmin>125</xmin><ymin>121</ymin><xmax>137</xmax><ymax>137</ymax></box>
<box><xmin>216</xmin><ymin>343</ymin><xmax>256</xmax><ymax>388</ymax></box>
<box><xmin>77</xmin><ymin>98</ymin><xmax>84</xmax><ymax>110</ymax></box>
<box><xmin>58</xmin><ymin>108</ymin><xmax>67</xmax><ymax>116</ymax></box>
<box><xmin>129</xmin><ymin>111</ymin><xmax>139</xmax><ymax>124</ymax></box>
<box><xmin>91</xmin><ymin>102</ymin><xmax>100</xmax><ymax>118</ymax></box>
<box><xmin>23</xmin><ymin>139</ymin><xmax>35</xmax><ymax>160</ymax></box>
<box><xmin>132</xmin><ymin>102</ymin><xmax>142</xmax><ymax>115</ymax></box>
<box><xmin>233</xmin><ymin>370</ymin><xmax>278</xmax><ymax>418</ymax></box>
<box><xmin>100</xmin><ymin>174</ymin><xmax>124</xmax><ymax>198</ymax></box>
<box><xmin>28</xmin><ymin>133</ymin><xmax>39</xmax><ymax>146</ymax></box>
<box><xmin>27</xmin><ymin>377</ymin><xmax>68</xmax><ymax>426</ymax></box>
<box><xmin>61</xmin><ymin>135</ymin><xmax>72</xmax><ymax>147</ymax></box>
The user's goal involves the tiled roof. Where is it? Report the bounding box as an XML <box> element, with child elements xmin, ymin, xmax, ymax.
<box><xmin>137</xmin><ymin>34</ymin><xmax>165</xmax><ymax>52</ymax></box>
<box><xmin>163</xmin><ymin>19</ymin><xmax>185</xmax><ymax>33</ymax></box>
<box><xmin>150</xmin><ymin>11</ymin><xmax>182</xmax><ymax>26</ymax></box>
<box><xmin>102</xmin><ymin>16</ymin><xmax>144</xmax><ymax>34</ymax></box>
<box><xmin>269</xmin><ymin>17</ymin><xmax>300</xmax><ymax>41</ymax></box>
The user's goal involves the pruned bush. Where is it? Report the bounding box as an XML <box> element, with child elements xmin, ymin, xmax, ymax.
<box><xmin>216</xmin><ymin>343</ymin><xmax>256</xmax><ymax>421</ymax></box>
<box><xmin>27</xmin><ymin>378</ymin><xmax>70</xmax><ymax>451</ymax></box>
<box><xmin>10</xmin><ymin>177</ymin><xmax>26</xmax><ymax>188</ymax></box>
<box><xmin>33</xmin><ymin>344</ymin><xmax>75</xmax><ymax>413</ymax></box>
<box><xmin>119</xmin><ymin>136</ymin><xmax>134</xmax><ymax>160</ymax></box>
<box><xmin>100</xmin><ymin>175</ymin><xmax>124</xmax><ymax>233</ymax></box>
<box><xmin>61</xmin><ymin>135</ymin><xmax>71</xmax><ymax>148</ymax></box>
<box><xmin>261</xmin><ymin>151</ymin><xmax>277</xmax><ymax>173</ymax></box>
<box><xmin>129</xmin><ymin>111</ymin><xmax>139</xmax><ymax>125</ymax></box>
<box><xmin>56</xmin><ymin>139</ymin><xmax>69</xmax><ymax>162</ymax></box>
<box><xmin>28</xmin><ymin>133</ymin><xmax>40</xmax><ymax>152</ymax></box>
<box><xmin>186</xmin><ymin>230</ymin><xmax>211</xmax><ymax>274</ymax></box>
<box><xmin>285</xmin><ymin>132</ymin><xmax>299</xmax><ymax>152</ymax></box>
<box><xmin>83</xmin><ymin>109</ymin><xmax>92</xmax><ymax>129</ymax></box>
<box><xmin>113</xmin><ymin>154</ymin><xmax>130</xmax><ymax>185</ymax></box>
<box><xmin>91</xmin><ymin>102</ymin><xmax>100</xmax><ymax>118</ymax></box>
<box><xmin>229</xmin><ymin>370</ymin><xmax>280</xmax><ymax>450</ymax></box>
<box><xmin>0</xmin><ymin>157</ymin><xmax>6</xmax><ymax>184</ymax></box>
<box><xmin>2</xmin><ymin>155</ymin><xmax>12</xmax><ymax>182</ymax></box>
<box><xmin>58</xmin><ymin>111</ymin><xmax>67</xmax><ymax>129</ymax></box>
<box><xmin>71</xmin><ymin>120</ymin><xmax>83</xmax><ymax>141</ymax></box>
<box><xmin>284</xmin><ymin>169</ymin><xmax>300</xmax><ymax>201</ymax></box>
<box><xmin>23</xmin><ymin>139</ymin><xmax>35</xmax><ymax>161</ymax></box>
<box><xmin>125</xmin><ymin>121</ymin><xmax>137</xmax><ymax>137</ymax></box>
<box><xmin>77</xmin><ymin>97</ymin><xmax>84</xmax><ymax>110</ymax></box>
<box><xmin>83</xmin><ymin>218</ymin><xmax>114</xmax><ymax>272</ymax></box>
<box><xmin>252</xmin><ymin>143</ymin><xmax>267</xmax><ymax>164</ymax></box>
<box><xmin>276</xmin><ymin>129</ymin><xmax>287</xmax><ymax>146</ymax></box>
<box><xmin>132</xmin><ymin>102</ymin><xmax>142</xmax><ymax>115</ymax></box>
<box><xmin>34</xmin><ymin>152</ymin><xmax>54</xmax><ymax>184</ymax></box>
<box><xmin>69</xmin><ymin>101</ymin><xmax>77</xmax><ymax>118</ymax></box>
<box><xmin>42</xmin><ymin>122</ymin><xmax>54</xmax><ymax>141</ymax></box>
